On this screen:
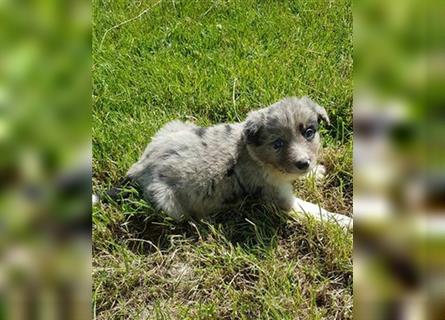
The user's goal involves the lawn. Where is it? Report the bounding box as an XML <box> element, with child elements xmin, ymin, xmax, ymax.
<box><xmin>92</xmin><ymin>0</ymin><xmax>352</xmax><ymax>319</ymax></box>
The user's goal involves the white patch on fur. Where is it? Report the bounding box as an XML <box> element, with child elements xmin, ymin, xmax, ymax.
<box><xmin>307</xmin><ymin>164</ymin><xmax>326</xmax><ymax>182</ymax></box>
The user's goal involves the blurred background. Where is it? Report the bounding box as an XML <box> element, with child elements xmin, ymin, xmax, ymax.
<box><xmin>354</xmin><ymin>0</ymin><xmax>445</xmax><ymax>319</ymax></box>
<box><xmin>0</xmin><ymin>0</ymin><xmax>91</xmax><ymax>319</ymax></box>
<box><xmin>0</xmin><ymin>0</ymin><xmax>444</xmax><ymax>319</ymax></box>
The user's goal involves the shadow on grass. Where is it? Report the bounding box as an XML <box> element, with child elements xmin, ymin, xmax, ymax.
<box><xmin>108</xmin><ymin>193</ymin><xmax>290</xmax><ymax>255</ymax></box>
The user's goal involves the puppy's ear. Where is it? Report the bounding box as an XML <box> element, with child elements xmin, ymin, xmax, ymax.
<box><xmin>243</xmin><ymin>112</ymin><xmax>264</xmax><ymax>146</ymax></box>
<box><xmin>302</xmin><ymin>96</ymin><xmax>330</xmax><ymax>126</ymax></box>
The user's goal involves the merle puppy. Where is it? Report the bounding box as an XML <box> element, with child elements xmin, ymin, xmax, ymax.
<box><xmin>109</xmin><ymin>97</ymin><xmax>352</xmax><ymax>229</ymax></box>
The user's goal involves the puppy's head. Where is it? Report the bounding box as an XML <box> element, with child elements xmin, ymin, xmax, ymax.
<box><xmin>243</xmin><ymin>97</ymin><xmax>330</xmax><ymax>176</ymax></box>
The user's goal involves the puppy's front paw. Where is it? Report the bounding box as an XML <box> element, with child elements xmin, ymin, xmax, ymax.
<box><xmin>310</xmin><ymin>164</ymin><xmax>326</xmax><ymax>182</ymax></box>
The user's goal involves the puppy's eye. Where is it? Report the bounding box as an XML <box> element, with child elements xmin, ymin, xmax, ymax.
<box><xmin>303</xmin><ymin>127</ymin><xmax>316</xmax><ymax>140</ymax></box>
<box><xmin>272</xmin><ymin>138</ymin><xmax>285</xmax><ymax>150</ymax></box>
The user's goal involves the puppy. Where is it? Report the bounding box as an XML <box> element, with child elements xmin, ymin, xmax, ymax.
<box><xmin>106</xmin><ymin>97</ymin><xmax>352</xmax><ymax>230</ymax></box>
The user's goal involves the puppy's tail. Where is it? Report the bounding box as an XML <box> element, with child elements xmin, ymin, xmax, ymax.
<box><xmin>92</xmin><ymin>176</ymin><xmax>141</xmax><ymax>206</ymax></box>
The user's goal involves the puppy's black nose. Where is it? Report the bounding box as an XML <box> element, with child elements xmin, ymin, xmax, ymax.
<box><xmin>295</xmin><ymin>160</ymin><xmax>310</xmax><ymax>170</ymax></box>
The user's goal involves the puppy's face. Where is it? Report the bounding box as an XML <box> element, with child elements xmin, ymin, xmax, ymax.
<box><xmin>244</xmin><ymin>97</ymin><xmax>330</xmax><ymax>176</ymax></box>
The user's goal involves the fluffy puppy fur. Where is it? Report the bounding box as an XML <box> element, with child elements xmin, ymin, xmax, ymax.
<box><xmin>121</xmin><ymin>97</ymin><xmax>352</xmax><ymax>229</ymax></box>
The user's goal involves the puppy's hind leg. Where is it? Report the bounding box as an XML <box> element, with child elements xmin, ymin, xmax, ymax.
<box><xmin>292</xmin><ymin>197</ymin><xmax>353</xmax><ymax>231</ymax></box>
<box><xmin>147</xmin><ymin>182</ymin><xmax>186</xmax><ymax>221</ymax></box>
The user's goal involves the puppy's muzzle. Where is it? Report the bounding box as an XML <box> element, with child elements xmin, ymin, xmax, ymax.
<box><xmin>295</xmin><ymin>159</ymin><xmax>310</xmax><ymax>170</ymax></box>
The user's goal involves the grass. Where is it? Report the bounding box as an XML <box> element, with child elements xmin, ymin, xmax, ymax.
<box><xmin>93</xmin><ymin>0</ymin><xmax>352</xmax><ymax>319</ymax></box>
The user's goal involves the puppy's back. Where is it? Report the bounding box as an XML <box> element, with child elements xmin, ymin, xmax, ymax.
<box><xmin>125</xmin><ymin>120</ymin><xmax>244</xmax><ymax>217</ymax></box>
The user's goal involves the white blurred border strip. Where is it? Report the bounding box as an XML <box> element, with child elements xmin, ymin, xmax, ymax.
<box><xmin>425</xmin><ymin>216</ymin><xmax>445</xmax><ymax>236</ymax></box>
